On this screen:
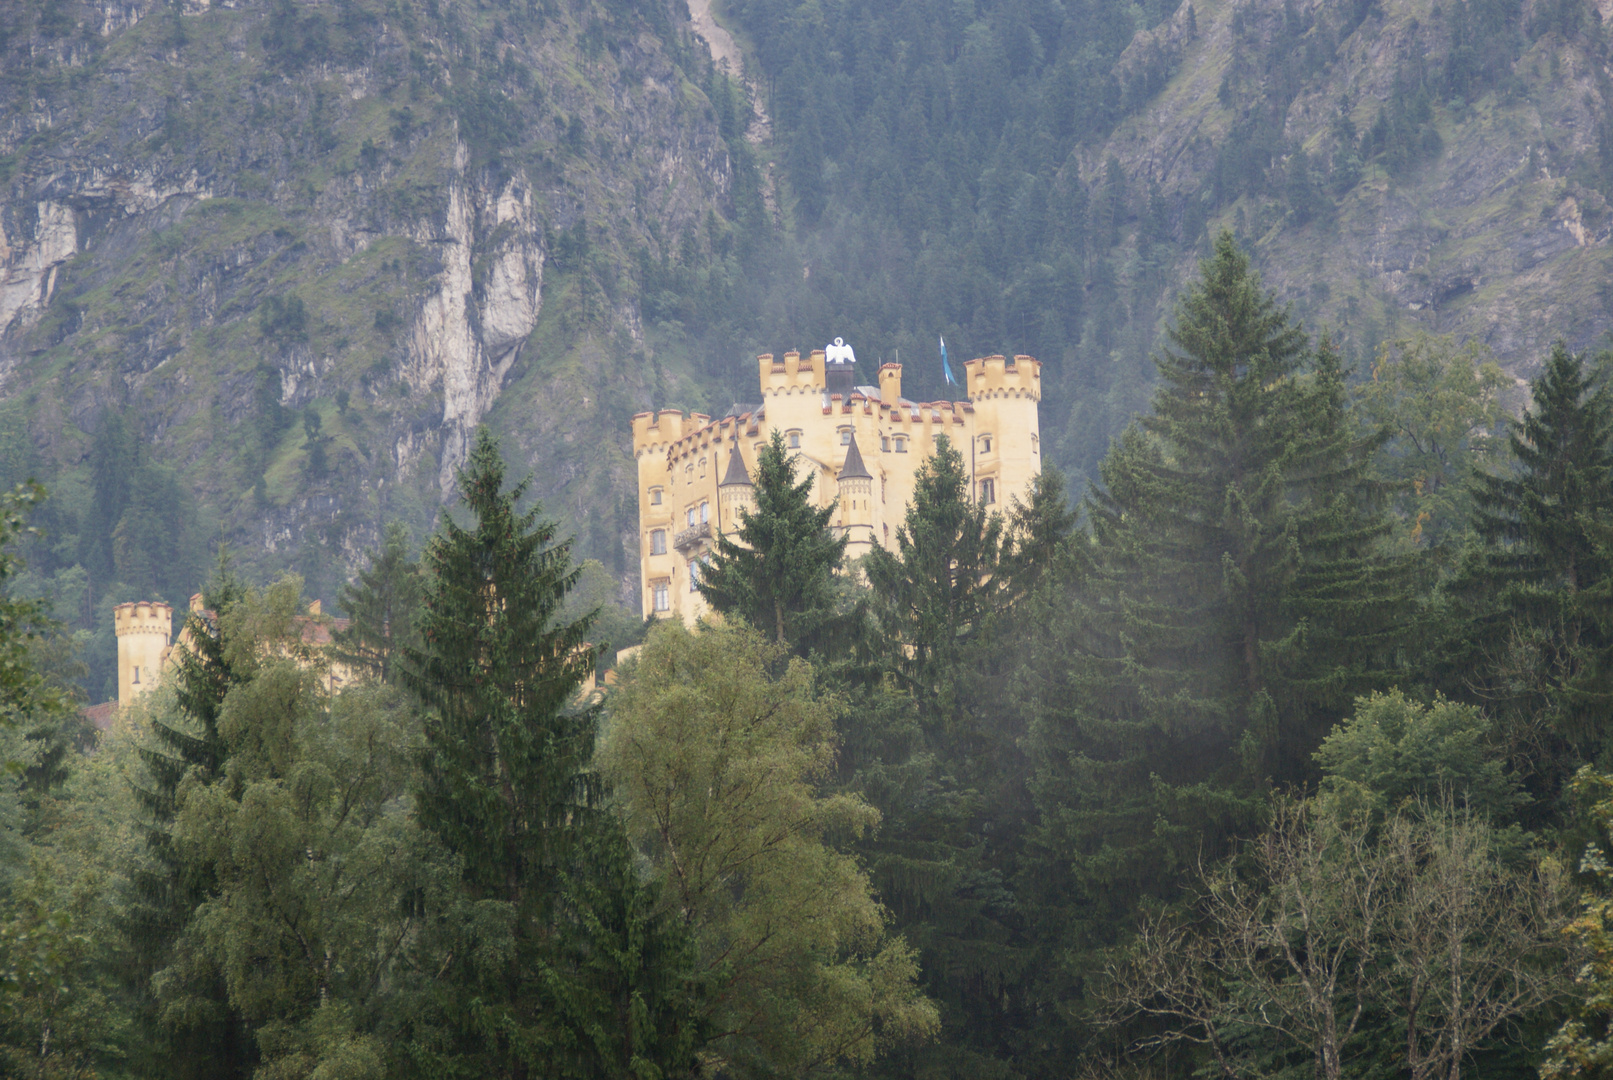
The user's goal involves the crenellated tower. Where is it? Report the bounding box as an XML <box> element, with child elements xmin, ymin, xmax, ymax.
<box><xmin>114</xmin><ymin>600</ymin><xmax>173</xmax><ymax>709</ymax></box>
<box><xmin>963</xmin><ymin>354</ymin><xmax>1042</xmax><ymax>510</ymax></box>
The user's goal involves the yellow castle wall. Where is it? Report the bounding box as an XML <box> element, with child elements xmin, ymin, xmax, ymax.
<box><xmin>115</xmin><ymin>601</ymin><xmax>174</xmax><ymax>709</ymax></box>
<box><xmin>632</xmin><ymin>350</ymin><xmax>1043</xmax><ymax>624</ymax></box>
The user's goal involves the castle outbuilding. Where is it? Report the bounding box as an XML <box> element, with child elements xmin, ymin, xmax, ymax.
<box><xmin>632</xmin><ymin>346</ymin><xmax>1042</xmax><ymax>624</ymax></box>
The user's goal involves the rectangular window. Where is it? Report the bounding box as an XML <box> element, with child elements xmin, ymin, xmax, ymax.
<box><xmin>788</xmin><ymin>430</ymin><xmax>801</xmax><ymax>448</ymax></box>
<box><xmin>980</xmin><ymin>478</ymin><xmax>996</xmax><ymax>505</ymax></box>
<box><xmin>651</xmin><ymin>529</ymin><xmax>666</xmax><ymax>555</ymax></box>
<box><xmin>700</xmin><ymin>502</ymin><xmax>709</xmax><ymax>524</ymax></box>
<box><xmin>882</xmin><ymin>436</ymin><xmax>890</xmax><ymax>452</ymax></box>
<box><xmin>689</xmin><ymin>559</ymin><xmax>701</xmax><ymax>591</ymax></box>
<box><xmin>839</xmin><ymin>427</ymin><xmax>852</xmax><ymax>445</ymax></box>
<box><xmin>650</xmin><ymin>487</ymin><xmax>663</xmax><ymax>505</ymax></box>
<box><xmin>687</xmin><ymin>507</ymin><xmax>697</xmax><ymax>527</ymax></box>
<box><xmin>653</xmin><ymin>582</ymin><xmax>670</xmax><ymax>611</ymax></box>
<box><xmin>895</xmin><ymin>437</ymin><xmax>908</xmax><ymax>453</ymax></box>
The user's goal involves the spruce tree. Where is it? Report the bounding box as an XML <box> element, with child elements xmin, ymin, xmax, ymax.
<box><xmin>333</xmin><ymin>520</ymin><xmax>423</xmax><ymax>683</ymax></box>
<box><xmin>1453</xmin><ymin>342</ymin><xmax>1613</xmax><ymax>786</ymax></box>
<box><xmin>1025</xmin><ymin>233</ymin><xmax>1410</xmax><ymax>967</ymax></box>
<box><xmin>400</xmin><ymin>427</ymin><xmax>701</xmax><ymax>1078</ymax></box>
<box><xmin>698</xmin><ymin>429</ymin><xmax>849</xmax><ymax>655</ymax></box>
<box><xmin>125</xmin><ymin>549</ymin><xmax>256</xmax><ymax>1079</ymax></box>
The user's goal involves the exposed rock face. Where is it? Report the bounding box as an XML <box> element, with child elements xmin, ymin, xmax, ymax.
<box><xmin>0</xmin><ymin>0</ymin><xmax>732</xmax><ymax>575</ymax></box>
<box><xmin>1090</xmin><ymin>0</ymin><xmax>1613</xmax><ymax>367</ymax></box>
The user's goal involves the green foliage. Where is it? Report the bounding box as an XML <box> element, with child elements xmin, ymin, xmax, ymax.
<box><xmin>599</xmin><ymin>620</ymin><xmax>939</xmax><ymax>1076</ymax></box>
<box><xmin>333</xmin><ymin>521</ymin><xmax>424</xmax><ymax>684</ymax></box>
<box><xmin>1355</xmin><ymin>334</ymin><xmax>1511</xmax><ymax>551</ymax></box>
<box><xmin>1315</xmin><ymin>690</ymin><xmax>1525</xmax><ymax>825</ymax></box>
<box><xmin>1026</xmin><ymin>234</ymin><xmax>1413</xmax><ymax>975</ymax></box>
<box><xmin>1447</xmin><ymin>343</ymin><xmax>1613</xmax><ymax>797</ymax></box>
<box><xmin>865</xmin><ymin>435</ymin><xmax>1004</xmax><ymax>722</ymax></box>
<box><xmin>699</xmin><ymin>430</ymin><xmax>851</xmax><ymax>656</ymax></box>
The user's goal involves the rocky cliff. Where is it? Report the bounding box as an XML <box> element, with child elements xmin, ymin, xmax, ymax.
<box><xmin>0</xmin><ymin>0</ymin><xmax>732</xmax><ymax>599</ymax></box>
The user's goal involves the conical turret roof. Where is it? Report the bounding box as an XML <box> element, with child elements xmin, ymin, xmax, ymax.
<box><xmin>837</xmin><ymin>434</ymin><xmax>872</xmax><ymax>480</ymax></box>
<box><xmin>719</xmin><ymin>443</ymin><xmax>752</xmax><ymax>487</ymax></box>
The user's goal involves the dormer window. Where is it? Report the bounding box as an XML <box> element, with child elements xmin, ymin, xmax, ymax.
<box><xmin>650</xmin><ymin>487</ymin><xmax>663</xmax><ymax>506</ymax></box>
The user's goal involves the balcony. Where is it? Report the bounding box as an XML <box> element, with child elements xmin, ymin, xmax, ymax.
<box><xmin>673</xmin><ymin>521</ymin><xmax>711</xmax><ymax>552</ymax></box>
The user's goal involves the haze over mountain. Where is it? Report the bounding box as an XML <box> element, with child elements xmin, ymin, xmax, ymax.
<box><xmin>0</xmin><ymin>0</ymin><xmax>1609</xmax><ymax>696</ymax></box>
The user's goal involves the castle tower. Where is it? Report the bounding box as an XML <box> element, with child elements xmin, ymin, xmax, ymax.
<box><xmin>836</xmin><ymin>434</ymin><xmax>875</xmax><ymax>561</ymax></box>
<box><xmin>114</xmin><ymin>601</ymin><xmax>173</xmax><ymax>710</ymax></box>
<box><xmin>963</xmin><ymin>354</ymin><xmax>1042</xmax><ymax>510</ymax></box>
<box><xmin>718</xmin><ymin>437</ymin><xmax>754</xmax><ymax>535</ymax></box>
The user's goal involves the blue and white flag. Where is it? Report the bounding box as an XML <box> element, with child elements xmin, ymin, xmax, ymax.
<box><xmin>940</xmin><ymin>335</ymin><xmax>957</xmax><ymax>387</ymax></box>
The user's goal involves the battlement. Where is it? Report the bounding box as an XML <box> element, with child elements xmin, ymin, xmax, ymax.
<box><xmin>758</xmin><ymin>349</ymin><xmax>827</xmax><ymax>396</ymax></box>
<box><xmin>113</xmin><ymin>601</ymin><xmax>173</xmax><ymax>640</ymax></box>
<box><xmin>964</xmin><ymin>354</ymin><xmax>1041</xmax><ymax>401</ymax></box>
<box><xmin>632</xmin><ymin>408</ymin><xmax>709</xmax><ymax>454</ymax></box>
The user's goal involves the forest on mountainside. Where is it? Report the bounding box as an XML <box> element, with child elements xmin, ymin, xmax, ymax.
<box><xmin>4</xmin><ymin>0</ymin><xmax>1612</xmax><ymax>710</ymax></box>
<box><xmin>4</xmin><ymin>239</ymin><xmax>1613</xmax><ymax>1080</ymax></box>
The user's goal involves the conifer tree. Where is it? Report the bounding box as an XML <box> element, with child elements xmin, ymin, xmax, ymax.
<box><xmin>333</xmin><ymin>520</ymin><xmax>423</xmax><ymax>683</ymax></box>
<box><xmin>1451</xmin><ymin>342</ymin><xmax>1613</xmax><ymax>787</ymax></box>
<box><xmin>699</xmin><ymin>429</ymin><xmax>849</xmax><ymax>655</ymax></box>
<box><xmin>865</xmin><ymin>435</ymin><xmax>1004</xmax><ymax>724</ymax></box>
<box><xmin>400</xmin><ymin>427</ymin><xmax>700</xmax><ymax>1078</ymax></box>
<box><xmin>1025</xmin><ymin>233</ymin><xmax>1409</xmax><ymax>963</ymax></box>
<box><xmin>125</xmin><ymin>548</ymin><xmax>256</xmax><ymax>1079</ymax></box>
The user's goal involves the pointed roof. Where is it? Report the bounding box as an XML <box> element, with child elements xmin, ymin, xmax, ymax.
<box><xmin>719</xmin><ymin>442</ymin><xmax>752</xmax><ymax>487</ymax></box>
<box><xmin>837</xmin><ymin>434</ymin><xmax>872</xmax><ymax>480</ymax></box>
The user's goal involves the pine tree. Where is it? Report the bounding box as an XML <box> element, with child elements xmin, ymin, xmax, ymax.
<box><xmin>1025</xmin><ymin>233</ymin><xmax>1410</xmax><ymax>965</ymax></box>
<box><xmin>1452</xmin><ymin>342</ymin><xmax>1613</xmax><ymax>787</ymax></box>
<box><xmin>865</xmin><ymin>435</ymin><xmax>1004</xmax><ymax>724</ymax></box>
<box><xmin>333</xmin><ymin>520</ymin><xmax>423</xmax><ymax>683</ymax></box>
<box><xmin>699</xmin><ymin>429</ymin><xmax>850</xmax><ymax>656</ymax></box>
<box><xmin>125</xmin><ymin>548</ymin><xmax>256</xmax><ymax>1079</ymax></box>
<box><xmin>400</xmin><ymin>427</ymin><xmax>704</xmax><ymax>1078</ymax></box>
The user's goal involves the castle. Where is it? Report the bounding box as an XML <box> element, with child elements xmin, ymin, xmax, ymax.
<box><xmin>100</xmin><ymin>594</ymin><xmax>353</xmax><ymax>721</ymax></box>
<box><xmin>632</xmin><ymin>347</ymin><xmax>1042</xmax><ymax>624</ymax></box>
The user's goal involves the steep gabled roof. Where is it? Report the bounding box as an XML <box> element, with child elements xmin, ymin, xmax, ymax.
<box><xmin>719</xmin><ymin>443</ymin><xmax>752</xmax><ymax>487</ymax></box>
<box><xmin>837</xmin><ymin>434</ymin><xmax>872</xmax><ymax>480</ymax></box>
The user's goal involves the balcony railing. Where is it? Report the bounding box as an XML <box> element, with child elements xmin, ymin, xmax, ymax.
<box><xmin>673</xmin><ymin>521</ymin><xmax>711</xmax><ymax>552</ymax></box>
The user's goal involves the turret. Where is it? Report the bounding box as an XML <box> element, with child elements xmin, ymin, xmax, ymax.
<box><xmin>115</xmin><ymin>600</ymin><xmax>174</xmax><ymax>709</ymax></box>
<box><xmin>717</xmin><ymin>437</ymin><xmax>754</xmax><ymax>534</ymax></box>
<box><xmin>878</xmin><ymin>363</ymin><xmax>902</xmax><ymax>405</ymax></box>
<box><xmin>836</xmin><ymin>434</ymin><xmax>875</xmax><ymax>560</ymax></box>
